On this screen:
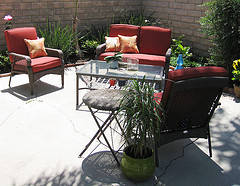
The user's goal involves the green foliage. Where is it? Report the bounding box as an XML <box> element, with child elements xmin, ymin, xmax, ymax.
<box><xmin>84</xmin><ymin>24</ymin><xmax>110</xmax><ymax>45</ymax></box>
<box><xmin>0</xmin><ymin>49</ymin><xmax>11</xmax><ymax>73</ymax></box>
<box><xmin>199</xmin><ymin>0</ymin><xmax>240</xmax><ymax>75</ymax></box>
<box><xmin>112</xmin><ymin>9</ymin><xmax>162</xmax><ymax>27</ymax></box>
<box><xmin>171</xmin><ymin>36</ymin><xmax>192</xmax><ymax>59</ymax></box>
<box><xmin>37</xmin><ymin>19</ymin><xmax>78</xmax><ymax>62</ymax></box>
<box><xmin>104</xmin><ymin>52</ymin><xmax>123</xmax><ymax>63</ymax></box>
<box><xmin>170</xmin><ymin>36</ymin><xmax>206</xmax><ymax>68</ymax></box>
<box><xmin>80</xmin><ymin>39</ymin><xmax>99</xmax><ymax>59</ymax></box>
<box><xmin>79</xmin><ymin>24</ymin><xmax>110</xmax><ymax>59</ymax></box>
<box><xmin>118</xmin><ymin>78</ymin><xmax>164</xmax><ymax>159</ymax></box>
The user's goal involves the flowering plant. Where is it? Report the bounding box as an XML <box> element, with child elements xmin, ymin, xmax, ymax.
<box><xmin>4</xmin><ymin>15</ymin><xmax>13</xmax><ymax>30</ymax></box>
<box><xmin>232</xmin><ymin>59</ymin><xmax>240</xmax><ymax>85</ymax></box>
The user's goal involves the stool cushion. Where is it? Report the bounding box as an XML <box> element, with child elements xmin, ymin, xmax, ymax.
<box><xmin>83</xmin><ymin>89</ymin><xmax>123</xmax><ymax>111</ymax></box>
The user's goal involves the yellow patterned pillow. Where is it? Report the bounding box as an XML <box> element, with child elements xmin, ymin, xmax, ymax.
<box><xmin>24</xmin><ymin>38</ymin><xmax>48</xmax><ymax>59</ymax></box>
<box><xmin>118</xmin><ymin>35</ymin><xmax>139</xmax><ymax>53</ymax></box>
<box><xmin>105</xmin><ymin>36</ymin><xmax>120</xmax><ymax>52</ymax></box>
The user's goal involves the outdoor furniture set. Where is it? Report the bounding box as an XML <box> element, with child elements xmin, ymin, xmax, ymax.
<box><xmin>4</xmin><ymin>25</ymin><xmax>229</xmax><ymax>180</ymax></box>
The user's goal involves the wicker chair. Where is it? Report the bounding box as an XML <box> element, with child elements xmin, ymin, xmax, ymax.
<box><xmin>4</xmin><ymin>27</ymin><xmax>64</xmax><ymax>95</ymax></box>
<box><xmin>154</xmin><ymin>66</ymin><xmax>228</xmax><ymax>166</ymax></box>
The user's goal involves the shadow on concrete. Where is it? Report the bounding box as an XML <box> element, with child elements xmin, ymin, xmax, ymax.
<box><xmin>18</xmin><ymin>141</ymin><xmax>234</xmax><ymax>186</ymax></box>
<box><xmin>81</xmin><ymin>151</ymin><xmax>159</xmax><ymax>185</ymax></box>
<box><xmin>1</xmin><ymin>80</ymin><xmax>62</xmax><ymax>101</ymax></box>
<box><xmin>223</xmin><ymin>92</ymin><xmax>240</xmax><ymax>103</ymax></box>
<box><xmin>155</xmin><ymin>139</ymin><xmax>233</xmax><ymax>185</ymax></box>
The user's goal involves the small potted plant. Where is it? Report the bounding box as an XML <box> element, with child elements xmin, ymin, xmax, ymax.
<box><xmin>104</xmin><ymin>52</ymin><xmax>123</xmax><ymax>69</ymax></box>
<box><xmin>118</xmin><ymin>77</ymin><xmax>164</xmax><ymax>181</ymax></box>
<box><xmin>232</xmin><ymin>59</ymin><xmax>240</xmax><ymax>98</ymax></box>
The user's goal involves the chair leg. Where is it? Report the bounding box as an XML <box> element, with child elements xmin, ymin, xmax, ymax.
<box><xmin>208</xmin><ymin>131</ymin><xmax>212</xmax><ymax>157</ymax></box>
<box><xmin>28</xmin><ymin>72</ymin><xmax>34</xmax><ymax>95</ymax></box>
<box><xmin>61</xmin><ymin>70</ymin><xmax>64</xmax><ymax>88</ymax></box>
<box><xmin>8</xmin><ymin>73</ymin><xmax>12</xmax><ymax>87</ymax></box>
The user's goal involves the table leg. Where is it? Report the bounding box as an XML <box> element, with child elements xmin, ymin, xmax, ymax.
<box><xmin>88</xmin><ymin>106</ymin><xmax>120</xmax><ymax>166</ymax></box>
<box><xmin>78</xmin><ymin>110</ymin><xmax>113</xmax><ymax>158</ymax></box>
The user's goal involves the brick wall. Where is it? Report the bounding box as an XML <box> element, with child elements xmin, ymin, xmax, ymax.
<box><xmin>0</xmin><ymin>0</ymin><xmax>209</xmax><ymax>57</ymax></box>
<box><xmin>144</xmin><ymin>0</ymin><xmax>210</xmax><ymax>56</ymax></box>
<box><xmin>0</xmin><ymin>0</ymin><xmax>141</xmax><ymax>51</ymax></box>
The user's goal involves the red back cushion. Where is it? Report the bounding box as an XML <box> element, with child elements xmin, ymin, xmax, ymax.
<box><xmin>109</xmin><ymin>24</ymin><xmax>140</xmax><ymax>37</ymax></box>
<box><xmin>139</xmin><ymin>26</ymin><xmax>171</xmax><ymax>55</ymax></box>
<box><xmin>4</xmin><ymin>27</ymin><xmax>38</xmax><ymax>61</ymax></box>
<box><xmin>161</xmin><ymin>66</ymin><xmax>228</xmax><ymax>106</ymax></box>
<box><xmin>109</xmin><ymin>24</ymin><xmax>140</xmax><ymax>47</ymax></box>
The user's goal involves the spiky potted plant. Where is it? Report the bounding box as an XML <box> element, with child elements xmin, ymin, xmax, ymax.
<box><xmin>232</xmin><ymin>59</ymin><xmax>240</xmax><ymax>98</ymax></box>
<box><xmin>104</xmin><ymin>52</ymin><xmax>123</xmax><ymax>69</ymax></box>
<box><xmin>118</xmin><ymin>77</ymin><xmax>164</xmax><ymax>181</ymax></box>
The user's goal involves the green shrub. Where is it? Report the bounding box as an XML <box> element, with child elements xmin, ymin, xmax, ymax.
<box><xmin>199</xmin><ymin>0</ymin><xmax>240</xmax><ymax>78</ymax></box>
<box><xmin>0</xmin><ymin>49</ymin><xmax>11</xmax><ymax>74</ymax></box>
<box><xmin>171</xmin><ymin>36</ymin><xmax>192</xmax><ymax>59</ymax></box>
<box><xmin>37</xmin><ymin>19</ymin><xmax>78</xmax><ymax>62</ymax></box>
<box><xmin>78</xmin><ymin>24</ymin><xmax>110</xmax><ymax>59</ymax></box>
<box><xmin>81</xmin><ymin>39</ymin><xmax>99</xmax><ymax>59</ymax></box>
<box><xmin>170</xmin><ymin>36</ymin><xmax>206</xmax><ymax>68</ymax></box>
<box><xmin>112</xmin><ymin>9</ymin><xmax>162</xmax><ymax>27</ymax></box>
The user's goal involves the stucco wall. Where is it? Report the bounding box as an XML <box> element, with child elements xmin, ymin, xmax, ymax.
<box><xmin>1</xmin><ymin>0</ymin><xmax>209</xmax><ymax>56</ymax></box>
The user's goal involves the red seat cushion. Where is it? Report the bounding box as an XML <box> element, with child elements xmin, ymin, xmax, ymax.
<box><xmin>13</xmin><ymin>56</ymin><xmax>62</xmax><ymax>73</ymax></box>
<box><xmin>161</xmin><ymin>66</ymin><xmax>228</xmax><ymax>106</ymax></box>
<box><xmin>4</xmin><ymin>27</ymin><xmax>38</xmax><ymax>62</ymax></box>
<box><xmin>99</xmin><ymin>52</ymin><xmax>166</xmax><ymax>66</ymax></box>
<box><xmin>139</xmin><ymin>26</ymin><xmax>171</xmax><ymax>56</ymax></box>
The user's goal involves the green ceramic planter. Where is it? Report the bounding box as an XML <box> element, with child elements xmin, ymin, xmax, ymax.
<box><xmin>120</xmin><ymin>146</ymin><xmax>155</xmax><ymax>181</ymax></box>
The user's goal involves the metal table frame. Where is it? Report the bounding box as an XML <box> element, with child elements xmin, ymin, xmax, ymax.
<box><xmin>76</xmin><ymin>60</ymin><xmax>164</xmax><ymax>109</ymax></box>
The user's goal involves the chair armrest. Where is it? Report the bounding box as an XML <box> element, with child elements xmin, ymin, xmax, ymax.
<box><xmin>45</xmin><ymin>48</ymin><xmax>63</xmax><ymax>59</ymax></box>
<box><xmin>95</xmin><ymin>43</ymin><xmax>106</xmax><ymax>59</ymax></box>
<box><xmin>10</xmin><ymin>52</ymin><xmax>31</xmax><ymax>66</ymax></box>
<box><xmin>164</xmin><ymin>48</ymin><xmax>172</xmax><ymax>78</ymax></box>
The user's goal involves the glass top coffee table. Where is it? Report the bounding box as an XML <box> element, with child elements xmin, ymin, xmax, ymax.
<box><xmin>76</xmin><ymin>60</ymin><xmax>164</xmax><ymax>109</ymax></box>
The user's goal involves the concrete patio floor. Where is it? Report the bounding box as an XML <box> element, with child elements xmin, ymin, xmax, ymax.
<box><xmin>0</xmin><ymin>66</ymin><xmax>239</xmax><ymax>186</ymax></box>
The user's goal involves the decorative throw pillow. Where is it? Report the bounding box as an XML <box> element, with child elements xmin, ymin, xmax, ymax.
<box><xmin>24</xmin><ymin>38</ymin><xmax>48</xmax><ymax>59</ymax></box>
<box><xmin>105</xmin><ymin>36</ymin><xmax>120</xmax><ymax>52</ymax></box>
<box><xmin>118</xmin><ymin>35</ymin><xmax>139</xmax><ymax>53</ymax></box>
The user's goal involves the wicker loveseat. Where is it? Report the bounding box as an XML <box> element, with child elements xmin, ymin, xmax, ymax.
<box><xmin>95</xmin><ymin>24</ymin><xmax>172</xmax><ymax>77</ymax></box>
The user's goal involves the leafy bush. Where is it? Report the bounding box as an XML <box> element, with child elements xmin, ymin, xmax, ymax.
<box><xmin>199</xmin><ymin>0</ymin><xmax>240</xmax><ymax>78</ymax></box>
<box><xmin>0</xmin><ymin>49</ymin><xmax>11</xmax><ymax>73</ymax></box>
<box><xmin>38</xmin><ymin>19</ymin><xmax>78</xmax><ymax>62</ymax></box>
<box><xmin>171</xmin><ymin>36</ymin><xmax>192</xmax><ymax>59</ymax></box>
<box><xmin>170</xmin><ymin>36</ymin><xmax>206</xmax><ymax>68</ymax></box>
<box><xmin>80</xmin><ymin>39</ymin><xmax>99</xmax><ymax>59</ymax></box>
<box><xmin>112</xmin><ymin>9</ymin><xmax>162</xmax><ymax>27</ymax></box>
<box><xmin>78</xmin><ymin>24</ymin><xmax>110</xmax><ymax>59</ymax></box>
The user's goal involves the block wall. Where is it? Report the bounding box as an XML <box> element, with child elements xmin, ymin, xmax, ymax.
<box><xmin>0</xmin><ymin>0</ymin><xmax>210</xmax><ymax>56</ymax></box>
<box><xmin>143</xmin><ymin>0</ymin><xmax>210</xmax><ymax>56</ymax></box>
<box><xmin>0</xmin><ymin>0</ymin><xmax>141</xmax><ymax>51</ymax></box>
